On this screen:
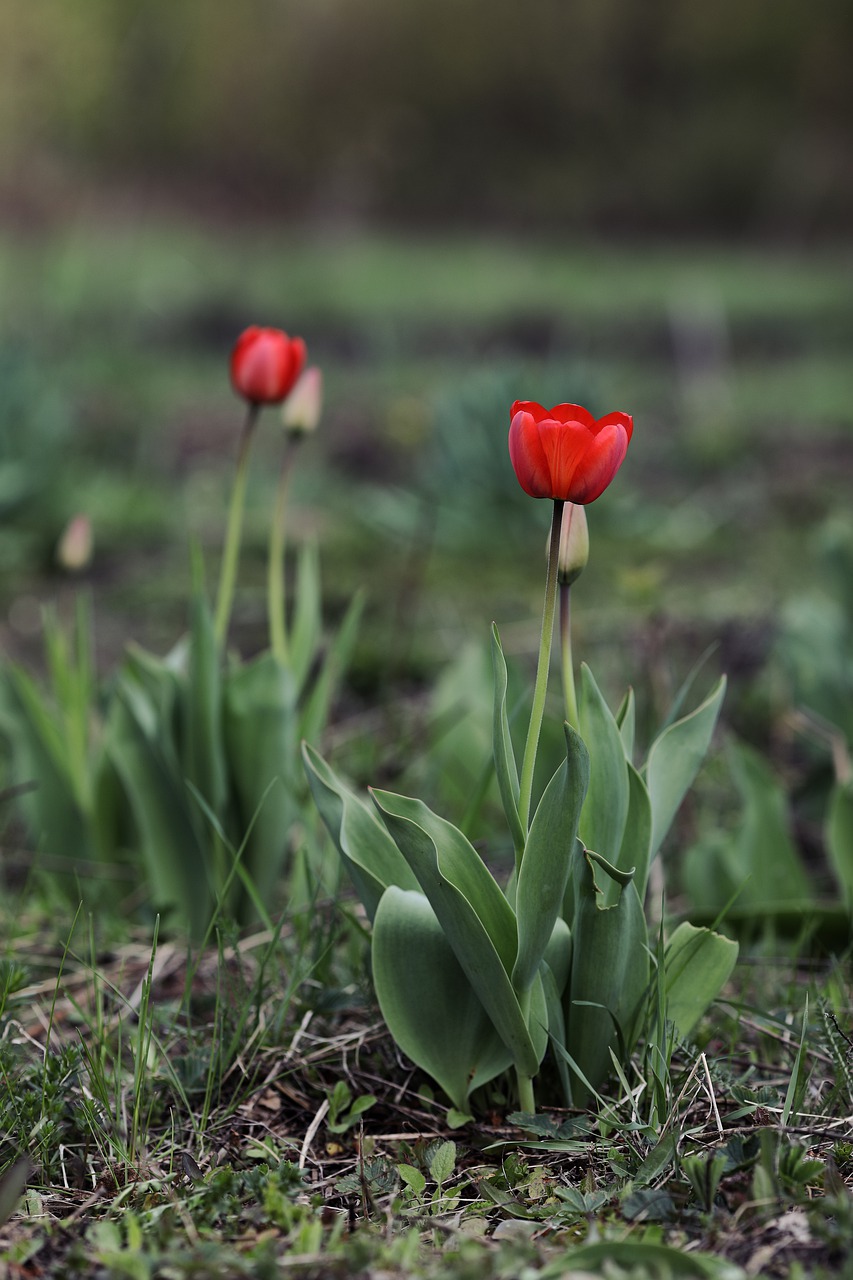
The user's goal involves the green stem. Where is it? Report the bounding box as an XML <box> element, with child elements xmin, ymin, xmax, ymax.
<box><xmin>268</xmin><ymin>437</ymin><xmax>300</xmax><ymax>663</ymax></box>
<box><xmin>214</xmin><ymin>404</ymin><xmax>259</xmax><ymax>650</ymax></box>
<box><xmin>518</xmin><ymin>499</ymin><xmax>563</xmax><ymax>831</ymax></box>
<box><xmin>515</xmin><ymin>1068</ymin><xmax>536</xmax><ymax>1115</ymax></box>
<box><xmin>559</xmin><ymin>583</ymin><xmax>579</xmax><ymax>731</ymax></box>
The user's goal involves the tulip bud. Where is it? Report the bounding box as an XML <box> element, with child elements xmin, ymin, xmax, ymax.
<box><xmin>56</xmin><ymin>514</ymin><xmax>93</xmax><ymax>572</ymax></box>
<box><xmin>555</xmin><ymin>502</ymin><xmax>588</xmax><ymax>586</ymax></box>
<box><xmin>281</xmin><ymin>366</ymin><xmax>323</xmax><ymax>438</ymax></box>
<box><xmin>230</xmin><ymin>326</ymin><xmax>307</xmax><ymax>405</ymax></box>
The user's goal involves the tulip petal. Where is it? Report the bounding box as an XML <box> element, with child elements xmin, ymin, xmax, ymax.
<box><xmin>549</xmin><ymin>403</ymin><xmax>597</xmax><ymax>430</ymax></box>
<box><xmin>569</xmin><ymin>423</ymin><xmax>630</xmax><ymax>504</ymax></box>
<box><xmin>509</xmin><ymin>410</ymin><xmax>554</xmax><ymax>497</ymax></box>
<box><xmin>538</xmin><ymin>418</ymin><xmax>594</xmax><ymax>501</ymax></box>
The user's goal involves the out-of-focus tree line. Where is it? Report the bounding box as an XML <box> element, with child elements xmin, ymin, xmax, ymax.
<box><xmin>2</xmin><ymin>0</ymin><xmax>851</xmax><ymax>233</ymax></box>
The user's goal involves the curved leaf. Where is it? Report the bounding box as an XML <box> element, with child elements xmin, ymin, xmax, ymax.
<box><xmin>578</xmin><ymin>664</ymin><xmax>629</xmax><ymax>865</ymax></box>
<box><xmin>513</xmin><ymin>724</ymin><xmax>588</xmax><ymax>993</ymax></box>
<box><xmin>371</xmin><ymin>788</ymin><xmax>546</xmax><ymax>1076</ymax></box>
<box><xmin>373</xmin><ymin>888</ymin><xmax>513</xmax><ymax>1113</ymax></box>
<box><xmin>664</xmin><ymin>921</ymin><xmax>738</xmax><ymax>1039</ymax></box>
<box><xmin>302</xmin><ymin>743</ymin><xmax>419</xmax><ymax>920</ymax></box>
<box><xmin>491</xmin><ymin>623</ymin><xmax>525</xmax><ymax>860</ymax></box>
<box><xmin>565</xmin><ymin>847</ymin><xmax>649</xmax><ymax>1104</ymax></box>
<box><xmin>646</xmin><ymin>675</ymin><xmax>726</xmax><ymax>860</ymax></box>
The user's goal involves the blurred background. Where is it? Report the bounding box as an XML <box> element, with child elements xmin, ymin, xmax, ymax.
<box><xmin>1</xmin><ymin>0</ymin><xmax>852</xmax><ymax>746</ymax></box>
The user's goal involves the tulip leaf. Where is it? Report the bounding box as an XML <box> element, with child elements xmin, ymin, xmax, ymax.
<box><xmin>107</xmin><ymin>687</ymin><xmax>213</xmax><ymax>938</ymax></box>
<box><xmin>578</xmin><ymin>664</ymin><xmax>629</xmax><ymax>866</ymax></box>
<box><xmin>371</xmin><ymin>788</ymin><xmax>546</xmax><ymax>1076</ymax></box>
<box><xmin>513</xmin><ymin>724</ymin><xmax>588</xmax><ymax>994</ymax></box>
<box><xmin>184</xmin><ymin>588</ymin><xmax>228</xmax><ymax>821</ymax></box>
<box><xmin>542</xmin><ymin>914</ymin><xmax>572</xmax><ymax>997</ymax></box>
<box><xmin>664</xmin><ymin>922</ymin><xmax>738</xmax><ymax>1039</ymax></box>
<box><xmin>646</xmin><ymin>675</ymin><xmax>726</xmax><ymax>860</ymax></box>
<box><xmin>564</xmin><ymin>846</ymin><xmax>649</xmax><ymax>1105</ymax></box>
<box><xmin>491</xmin><ymin>623</ymin><xmax>525</xmax><ymax>860</ymax></box>
<box><xmin>224</xmin><ymin>652</ymin><xmax>299</xmax><ymax>908</ymax></box>
<box><xmin>0</xmin><ymin>666</ymin><xmax>96</xmax><ymax>866</ymax></box>
<box><xmin>616</xmin><ymin>687</ymin><xmax>636</xmax><ymax>761</ymax></box>
<box><xmin>302</xmin><ymin>743</ymin><xmax>419</xmax><ymax>920</ymax></box>
<box><xmin>372</xmin><ymin>887</ymin><xmax>513</xmax><ymax>1114</ymax></box>
<box><xmin>606</xmin><ymin>761</ymin><xmax>653</xmax><ymax>908</ymax></box>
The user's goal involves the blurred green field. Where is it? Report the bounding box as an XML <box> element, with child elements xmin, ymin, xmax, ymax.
<box><xmin>1</xmin><ymin>220</ymin><xmax>851</xmax><ymax>718</ymax></box>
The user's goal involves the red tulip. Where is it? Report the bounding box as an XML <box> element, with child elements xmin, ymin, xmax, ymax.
<box><xmin>230</xmin><ymin>327</ymin><xmax>307</xmax><ymax>405</ymax></box>
<box><xmin>509</xmin><ymin>401</ymin><xmax>633</xmax><ymax>504</ymax></box>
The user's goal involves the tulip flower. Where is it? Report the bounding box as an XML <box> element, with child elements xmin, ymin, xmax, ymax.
<box><xmin>509</xmin><ymin>401</ymin><xmax>633</xmax><ymax>504</ymax></box>
<box><xmin>230</xmin><ymin>326</ymin><xmax>307</xmax><ymax>405</ymax></box>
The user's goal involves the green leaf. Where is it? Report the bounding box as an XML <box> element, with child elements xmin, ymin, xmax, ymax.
<box><xmin>513</xmin><ymin>724</ymin><xmax>588</xmax><ymax>994</ymax></box>
<box><xmin>428</xmin><ymin>1140</ymin><xmax>457</xmax><ymax>1186</ymax></box>
<box><xmin>578</xmin><ymin>664</ymin><xmax>629</xmax><ymax>865</ymax></box>
<box><xmin>183</xmin><ymin>588</ymin><xmax>228</xmax><ymax>820</ymax></box>
<box><xmin>564</xmin><ymin>847</ymin><xmax>649</xmax><ymax>1105</ymax></box>
<box><xmin>491</xmin><ymin>624</ymin><xmax>525</xmax><ymax>859</ymax></box>
<box><xmin>827</xmin><ymin>776</ymin><xmax>853</xmax><ymax>910</ymax></box>
<box><xmin>610</xmin><ymin>761</ymin><xmax>653</xmax><ymax>907</ymax></box>
<box><xmin>664</xmin><ymin>922</ymin><xmax>738</xmax><ymax>1039</ymax></box>
<box><xmin>615</xmin><ymin>687</ymin><xmax>636</xmax><ymax>760</ymax></box>
<box><xmin>646</xmin><ymin>675</ymin><xmax>726</xmax><ymax>860</ymax></box>
<box><xmin>0</xmin><ymin>666</ymin><xmax>99</xmax><ymax>869</ymax></box>
<box><xmin>224</xmin><ymin>652</ymin><xmax>299</xmax><ymax>908</ymax></box>
<box><xmin>106</xmin><ymin>688</ymin><xmax>213</xmax><ymax>938</ymax></box>
<box><xmin>724</xmin><ymin>739</ymin><xmax>812</xmax><ymax>908</ymax></box>
<box><xmin>397</xmin><ymin>1163</ymin><xmax>426</xmax><ymax>1195</ymax></box>
<box><xmin>302</xmin><ymin>743</ymin><xmax>419</xmax><ymax>920</ymax></box>
<box><xmin>372</xmin><ymin>888</ymin><xmax>512</xmax><ymax>1113</ymax></box>
<box><xmin>371</xmin><ymin>789</ymin><xmax>547</xmax><ymax>1076</ymax></box>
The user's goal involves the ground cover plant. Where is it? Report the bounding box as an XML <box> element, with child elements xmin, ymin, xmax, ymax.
<box><xmin>0</xmin><ymin>223</ymin><xmax>852</xmax><ymax>1277</ymax></box>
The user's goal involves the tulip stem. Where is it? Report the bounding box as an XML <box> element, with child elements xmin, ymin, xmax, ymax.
<box><xmin>268</xmin><ymin>436</ymin><xmax>300</xmax><ymax>664</ymax></box>
<box><xmin>214</xmin><ymin>404</ymin><xmax>259</xmax><ymax>650</ymax></box>
<box><xmin>518</xmin><ymin>499</ymin><xmax>564</xmax><ymax>832</ymax></box>
<box><xmin>515</xmin><ymin>1069</ymin><xmax>536</xmax><ymax>1115</ymax></box>
<box><xmin>559</xmin><ymin>583</ymin><xmax>580</xmax><ymax>732</ymax></box>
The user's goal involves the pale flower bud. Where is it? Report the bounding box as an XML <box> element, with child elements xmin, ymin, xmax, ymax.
<box><xmin>56</xmin><ymin>514</ymin><xmax>93</xmax><ymax>572</ymax></box>
<box><xmin>281</xmin><ymin>366</ymin><xmax>323</xmax><ymax>437</ymax></box>
<box><xmin>555</xmin><ymin>502</ymin><xmax>589</xmax><ymax>586</ymax></box>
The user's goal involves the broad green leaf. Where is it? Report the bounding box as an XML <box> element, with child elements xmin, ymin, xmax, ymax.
<box><xmin>664</xmin><ymin>922</ymin><xmax>738</xmax><ymax>1039</ymax></box>
<box><xmin>564</xmin><ymin>847</ymin><xmax>649</xmax><ymax>1105</ymax></box>
<box><xmin>827</xmin><ymin>776</ymin><xmax>853</xmax><ymax>910</ymax></box>
<box><xmin>542</xmin><ymin>915</ymin><xmax>572</xmax><ymax>996</ymax></box>
<box><xmin>578</xmin><ymin>664</ymin><xmax>629</xmax><ymax>865</ymax></box>
<box><xmin>372</xmin><ymin>789</ymin><xmax>546</xmax><ymax>1076</ymax></box>
<box><xmin>607</xmin><ymin>761</ymin><xmax>653</xmax><ymax>908</ymax></box>
<box><xmin>616</xmin><ymin>687</ymin><xmax>636</xmax><ymax>760</ymax></box>
<box><xmin>491</xmin><ymin>624</ymin><xmax>525</xmax><ymax>860</ymax></box>
<box><xmin>302</xmin><ymin>743</ymin><xmax>419</xmax><ymax>919</ymax></box>
<box><xmin>646</xmin><ymin>675</ymin><xmax>726</xmax><ymax>860</ymax></box>
<box><xmin>372</xmin><ymin>888</ymin><xmax>512</xmax><ymax>1113</ymax></box>
<box><xmin>541</xmin><ymin>1239</ymin><xmax>745</xmax><ymax>1280</ymax></box>
<box><xmin>184</xmin><ymin>590</ymin><xmax>228</xmax><ymax>819</ymax></box>
<box><xmin>540</xmin><ymin>960</ymin><xmax>571</xmax><ymax>1105</ymax></box>
<box><xmin>106</xmin><ymin>690</ymin><xmax>213</xmax><ymax>937</ymax></box>
<box><xmin>224</xmin><ymin>653</ymin><xmax>299</xmax><ymax>909</ymax></box>
<box><xmin>513</xmin><ymin>724</ymin><xmax>588</xmax><ymax>993</ymax></box>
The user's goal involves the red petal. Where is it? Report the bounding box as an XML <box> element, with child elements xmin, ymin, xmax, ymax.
<box><xmin>509</xmin><ymin>410</ymin><xmax>554</xmax><ymax>497</ymax></box>
<box><xmin>569</xmin><ymin>422</ymin><xmax>630</xmax><ymax>503</ymax></box>
<box><xmin>549</xmin><ymin>403</ymin><xmax>596</xmax><ymax>429</ymax></box>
